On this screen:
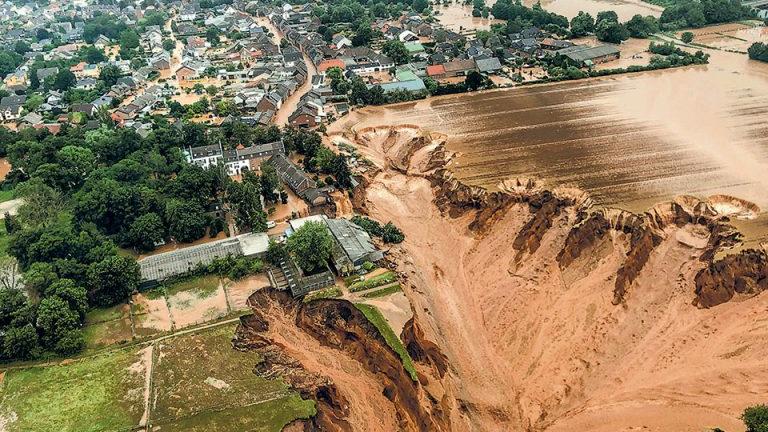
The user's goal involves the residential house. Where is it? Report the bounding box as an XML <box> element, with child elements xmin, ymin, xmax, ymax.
<box><xmin>332</xmin><ymin>34</ymin><xmax>352</xmax><ymax>49</ymax></box>
<box><xmin>443</xmin><ymin>59</ymin><xmax>476</xmax><ymax>77</ymax></box>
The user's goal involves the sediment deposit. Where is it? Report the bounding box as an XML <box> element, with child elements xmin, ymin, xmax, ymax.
<box><xmin>237</xmin><ymin>125</ymin><xmax>768</xmax><ymax>431</ymax></box>
<box><xmin>332</xmin><ymin>126</ymin><xmax>768</xmax><ymax>431</ymax></box>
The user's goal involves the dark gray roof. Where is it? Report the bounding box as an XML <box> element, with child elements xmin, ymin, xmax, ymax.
<box><xmin>558</xmin><ymin>44</ymin><xmax>620</xmax><ymax>63</ymax></box>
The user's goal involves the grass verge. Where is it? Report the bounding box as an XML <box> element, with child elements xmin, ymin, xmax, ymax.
<box><xmin>353</xmin><ymin>303</ymin><xmax>418</xmax><ymax>381</ymax></box>
<box><xmin>303</xmin><ymin>286</ymin><xmax>342</xmax><ymax>303</ymax></box>
<box><xmin>349</xmin><ymin>271</ymin><xmax>397</xmax><ymax>292</ymax></box>
<box><xmin>360</xmin><ymin>284</ymin><xmax>402</xmax><ymax>298</ymax></box>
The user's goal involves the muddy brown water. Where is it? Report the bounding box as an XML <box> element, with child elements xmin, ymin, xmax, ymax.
<box><xmin>523</xmin><ymin>0</ymin><xmax>662</xmax><ymax>21</ymax></box>
<box><xmin>335</xmin><ymin>48</ymin><xmax>768</xmax><ymax>244</ymax></box>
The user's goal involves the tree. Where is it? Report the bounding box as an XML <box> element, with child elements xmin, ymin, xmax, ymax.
<box><xmin>80</xmin><ymin>46</ymin><xmax>106</xmax><ymax>63</ymax></box>
<box><xmin>382</xmin><ymin>40</ymin><xmax>410</xmax><ymax>65</ymax></box>
<box><xmin>36</xmin><ymin>296</ymin><xmax>79</xmax><ymax>347</ymax></box>
<box><xmin>14</xmin><ymin>41</ymin><xmax>30</xmax><ymax>55</ymax></box>
<box><xmin>626</xmin><ymin>15</ymin><xmax>659</xmax><ymax>38</ymax></box>
<box><xmin>165</xmin><ymin>199</ymin><xmax>208</xmax><ymax>242</ymax></box>
<box><xmin>595</xmin><ymin>19</ymin><xmax>630</xmax><ymax>44</ymax></box>
<box><xmin>52</xmin><ymin>69</ymin><xmax>76</xmax><ymax>91</ymax></box>
<box><xmin>680</xmin><ymin>31</ymin><xmax>695</xmax><ymax>43</ymax></box>
<box><xmin>87</xmin><ymin>255</ymin><xmax>140</xmax><ymax>307</ymax></box>
<box><xmin>465</xmin><ymin>71</ymin><xmax>486</xmax><ymax>90</ymax></box>
<box><xmin>413</xmin><ymin>0</ymin><xmax>429</xmax><ymax>13</ymax></box>
<box><xmin>54</xmin><ymin>329</ymin><xmax>84</xmax><ymax>355</ymax></box>
<box><xmin>206</xmin><ymin>27</ymin><xmax>221</xmax><ymax>47</ymax></box>
<box><xmin>287</xmin><ymin>221</ymin><xmax>333</xmax><ymax>274</ymax></box>
<box><xmin>596</xmin><ymin>10</ymin><xmax>619</xmax><ymax>24</ymax></box>
<box><xmin>129</xmin><ymin>212</ymin><xmax>165</xmax><ymax>251</ymax></box>
<box><xmin>119</xmin><ymin>29</ymin><xmax>140</xmax><ymax>51</ymax></box>
<box><xmin>0</xmin><ymin>50</ymin><xmax>22</xmax><ymax>78</ymax></box>
<box><xmin>260</xmin><ymin>162</ymin><xmax>280</xmax><ymax>203</ymax></box>
<box><xmin>48</xmin><ymin>278</ymin><xmax>88</xmax><ymax>319</ymax></box>
<box><xmin>748</xmin><ymin>42</ymin><xmax>768</xmax><ymax>62</ymax></box>
<box><xmin>570</xmin><ymin>11</ymin><xmax>595</xmax><ymax>37</ymax></box>
<box><xmin>227</xmin><ymin>181</ymin><xmax>267</xmax><ymax>232</ymax></box>
<box><xmin>381</xmin><ymin>222</ymin><xmax>405</xmax><ymax>243</ymax></box>
<box><xmin>99</xmin><ymin>64</ymin><xmax>122</xmax><ymax>87</ymax></box>
<box><xmin>3</xmin><ymin>324</ymin><xmax>38</xmax><ymax>360</ymax></box>
<box><xmin>162</xmin><ymin>39</ymin><xmax>176</xmax><ymax>52</ymax></box>
<box><xmin>743</xmin><ymin>405</ymin><xmax>768</xmax><ymax>432</ymax></box>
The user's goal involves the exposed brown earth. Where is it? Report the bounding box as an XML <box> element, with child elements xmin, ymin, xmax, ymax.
<box><xmin>235</xmin><ymin>125</ymin><xmax>768</xmax><ymax>431</ymax></box>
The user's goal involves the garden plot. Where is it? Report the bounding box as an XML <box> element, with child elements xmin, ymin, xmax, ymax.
<box><xmin>132</xmin><ymin>291</ymin><xmax>173</xmax><ymax>337</ymax></box>
<box><xmin>150</xmin><ymin>324</ymin><xmax>315</xmax><ymax>432</ymax></box>
<box><xmin>83</xmin><ymin>303</ymin><xmax>134</xmax><ymax>349</ymax></box>
<box><xmin>165</xmin><ymin>276</ymin><xmax>229</xmax><ymax>328</ymax></box>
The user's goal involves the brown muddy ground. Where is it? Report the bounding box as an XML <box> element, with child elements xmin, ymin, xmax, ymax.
<box><xmin>333</xmin><ymin>50</ymin><xmax>768</xmax><ymax>216</ymax></box>
<box><xmin>523</xmin><ymin>0</ymin><xmax>662</xmax><ymax>21</ymax></box>
<box><xmin>336</xmin><ymin>126</ymin><xmax>768</xmax><ymax>432</ymax></box>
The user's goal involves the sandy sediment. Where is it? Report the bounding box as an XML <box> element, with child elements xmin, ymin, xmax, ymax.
<box><xmin>335</xmin><ymin>125</ymin><xmax>768</xmax><ymax>431</ymax></box>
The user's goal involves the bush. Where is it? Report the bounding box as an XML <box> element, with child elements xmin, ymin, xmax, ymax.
<box><xmin>748</xmin><ymin>42</ymin><xmax>768</xmax><ymax>62</ymax></box>
<box><xmin>54</xmin><ymin>329</ymin><xmax>85</xmax><ymax>356</ymax></box>
<box><xmin>743</xmin><ymin>404</ymin><xmax>768</xmax><ymax>432</ymax></box>
<box><xmin>681</xmin><ymin>31</ymin><xmax>694</xmax><ymax>43</ymax></box>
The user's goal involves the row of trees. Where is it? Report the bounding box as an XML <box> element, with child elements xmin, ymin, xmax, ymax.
<box><xmin>659</xmin><ymin>0</ymin><xmax>752</xmax><ymax>29</ymax></box>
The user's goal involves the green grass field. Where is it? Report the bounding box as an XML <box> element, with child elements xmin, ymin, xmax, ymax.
<box><xmin>303</xmin><ymin>286</ymin><xmax>342</xmax><ymax>303</ymax></box>
<box><xmin>349</xmin><ymin>271</ymin><xmax>397</xmax><ymax>292</ymax></box>
<box><xmin>354</xmin><ymin>304</ymin><xmax>418</xmax><ymax>381</ymax></box>
<box><xmin>360</xmin><ymin>284</ymin><xmax>402</xmax><ymax>298</ymax></box>
<box><xmin>0</xmin><ymin>348</ymin><xmax>146</xmax><ymax>432</ymax></box>
<box><xmin>151</xmin><ymin>324</ymin><xmax>315</xmax><ymax>431</ymax></box>
<box><xmin>0</xmin><ymin>189</ymin><xmax>14</xmax><ymax>203</ymax></box>
<box><xmin>166</xmin><ymin>274</ymin><xmax>221</xmax><ymax>298</ymax></box>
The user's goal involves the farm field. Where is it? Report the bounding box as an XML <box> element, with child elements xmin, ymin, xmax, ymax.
<box><xmin>0</xmin><ymin>324</ymin><xmax>315</xmax><ymax>432</ymax></box>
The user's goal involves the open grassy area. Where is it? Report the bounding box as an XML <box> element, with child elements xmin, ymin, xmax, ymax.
<box><xmin>151</xmin><ymin>324</ymin><xmax>315</xmax><ymax>431</ymax></box>
<box><xmin>303</xmin><ymin>286</ymin><xmax>342</xmax><ymax>303</ymax></box>
<box><xmin>166</xmin><ymin>274</ymin><xmax>221</xmax><ymax>298</ymax></box>
<box><xmin>0</xmin><ymin>348</ymin><xmax>147</xmax><ymax>432</ymax></box>
<box><xmin>0</xmin><ymin>189</ymin><xmax>13</xmax><ymax>203</ymax></box>
<box><xmin>354</xmin><ymin>303</ymin><xmax>418</xmax><ymax>381</ymax></box>
<box><xmin>360</xmin><ymin>284</ymin><xmax>402</xmax><ymax>298</ymax></box>
<box><xmin>349</xmin><ymin>271</ymin><xmax>397</xmax><ymax>292</ymax></box>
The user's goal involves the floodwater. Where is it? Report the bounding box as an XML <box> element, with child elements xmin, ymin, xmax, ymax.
<box><xmin>435</xmin><ymin>1</ymin><xmax>503</xmax><ymax>33</ymax></box>
<box><xmin>523</xmin><ymin>0</ymin><xmax>662</xmax><ymax>21</ymax></box>
<box><xmin>335</xmin><ymin>47</ymin><xmax>768</xmax><ymax>229</ymax></box>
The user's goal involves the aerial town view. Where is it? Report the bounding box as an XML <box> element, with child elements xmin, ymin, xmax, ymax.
<box><xmin>0</xmin><ymin>0</ymin><xmax>767</xmax><ymax>430</ymax></box>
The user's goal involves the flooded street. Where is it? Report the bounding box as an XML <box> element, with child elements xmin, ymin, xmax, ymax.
<box><xmin>335</xmin><ymin>48</ymin><xmax>768</xmax><ymax>227</ymax></box>
<box><xmin>522</xmin><ymin>0</ymin><xmax>662</xmax><ymax>21</ymax></box>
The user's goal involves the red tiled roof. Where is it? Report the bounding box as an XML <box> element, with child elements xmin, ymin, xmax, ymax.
<box><xmin>426</xmin><ymin>64</ymin><xmax>446</xmax><ymax>76</ymax></box>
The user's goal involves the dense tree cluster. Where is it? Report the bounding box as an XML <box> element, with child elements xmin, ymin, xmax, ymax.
<box><xmin>351</xmin><ymin>216</ymin><xmax>405</xmax><ymax>244</ymax></box>
<box><xmin>659</xmin><ymin>0</ymin><xmax>751</xmax><ymax>29</ymax></box>
<box><xmin>491</xmin><ymin>0</ymin><xmax>569</xmax><ymax>30</ymax></box>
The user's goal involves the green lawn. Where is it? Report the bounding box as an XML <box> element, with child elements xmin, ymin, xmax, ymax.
<box><xmin>349</xmin><ymin>271</ymin><xmax>397</xmax><ymax>292</ymax></box>
<box><xmin>166</xmin><ymin>275</ymin><xmax>221</xmax><ymax>299</ymax></box>
<box><xmin>151</xmin><ymin>324</ymin><xmax>315</xmax><ymax>431</ymax></box>
<box><xmin>0</xmin><ymin>348</ymin><xmax>146</xmax><ymax>432</ymax></box>
<box><xmin>0</xmin><ymin>189</ymin><xmax>13</xmax><ymax>203</ymax></box>
<box><xmin>361</xmin><ymin>284</ymin><xmax>402</xmax><ymax>298</ymax></box>
<box><xmin>354</xmin><ymin>304</ymin><xmax>418</xmax><ymax>381</ymax></box>
<box><xmin>303</xmin><ymin>286</ymin><xmax>342</xmax><ymax>303</ymax></box>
